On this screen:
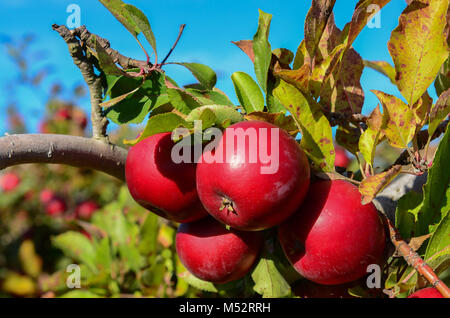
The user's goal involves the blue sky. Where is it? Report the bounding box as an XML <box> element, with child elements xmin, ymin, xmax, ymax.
<box><xmin>0</xmin><ymin>0</ymin><xmax>424</xmax><ymax>135</ymax></box>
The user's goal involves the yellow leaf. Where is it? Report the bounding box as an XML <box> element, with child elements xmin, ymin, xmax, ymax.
<box><xmin>372</xmin><ymin>90</ymin><xmax>417</xmax><ymax>148</ymax></box>
<box><xmin>359</xmin><ymin>165</ymin><xmax>402</xmax><ymax>205</ymax></box>
<box><xmin>19</xmin><ymin>239</ymin><xmax>43</xmax><ymax>278</ymax></box>
<box><xmin>2</xmin><ymin>272</ymin><xmax>36</xmax><ymax>296</ymax></box>
<box><xmin>388</xmin><ymin>0</ymin><xmax>449</xmax><ymax>105</ymax></box>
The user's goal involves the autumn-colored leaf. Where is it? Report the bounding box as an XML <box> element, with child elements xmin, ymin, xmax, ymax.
<box><xmin>412</xmin><ymin>91</ymin><xmax>432</xmax><ymax>127</ymax></box>
<box><xmin>428</xmin><ymin>88</ymin><xmax>450</xmax><ymax>137</ymax></box>
<box><xmin>272</xmin><ymin>48</ymin><xmax>294</xmax><ymax>72</ymax></box>
<box><xmin>359</xmin><ymin>165</ymin><xmax>402</xmax><ymax>205</ymax></box>
<box><xmin>314</xmin><ymin>14</ymin><xmax>365</xmax><ymax>114</ymax></box>
<box><xmin>304</xmin><ymin>0</ymin><xmax>337</xmax><ymax>63</ymax></box>
<box><xmin>273</xmin><ymin>79</ymin><xmax>334</xmax><ymax>172</ymax></box>
<box><xmin>408</xmin><ymin>234</ymin><xmax>431</xmax><ymax>252</ymax></box>
<box><xmin>344</xmin><ymin>0</ymin><xmax>391</xmax><ymax>48</ymax></box>
<box><xmin>274</xmin><ymin>64</ymin><xmax>311</xmax><ymax>94</ymax></box>
<box><xmin>232</xmin><ymin>40</ymin><xmax>255</xmax><ymax>63</ymax></box>
<box><xmin>367</xmin><ymin>104</ymin><xmax>384</xmax><ymax>131</ymax></box>
<box><xmin>388</xmin><ymin>0</ymin><xmax>449</xmax><ymax>106</ymax></box>
<box><xmin>363</xmin><ymin>60</ymin><xmax>396</xmax><ymax>84</ymax></box>
<box><xmin>293</xmin><ymin>40</ymin><xmax>307</xmax><ymax>70</ymax></box>
<box><xmin>336</xmin><ymin>125</ymin><xmax>360</xmax><ymax>155</ymax></box>
<box><xmin>372</xmin><ymin>90</ymin><xmax>417</xmax><ymax>148</ymax></box>
<box><xmin>244</xmin><ymin>111</ymin><xmax>298</xmax><ymax>135</ymax></box>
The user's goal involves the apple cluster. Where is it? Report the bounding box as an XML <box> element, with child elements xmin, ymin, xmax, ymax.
<box><xmin>125</xmin><ymin>121</ymin><xmax>386</xmax><ymax>287</ymax></box>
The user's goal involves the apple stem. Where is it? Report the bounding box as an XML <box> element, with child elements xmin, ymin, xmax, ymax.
<box><xmin>220</xmin><ymin>197</ymin><xmax>237</xmax><ymax>215</ymax></box>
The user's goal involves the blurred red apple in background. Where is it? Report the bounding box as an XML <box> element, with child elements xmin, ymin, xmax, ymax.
<box><xmin>334</xmin><ymin>146</ymin><xmax>350</xmax><ymax>169</ymax></box>
<box><xmin>75</xmin><ymin>200</ymin><xmax>99</xmax><ymax>220</ymax></box>
<box><xmin>0</xmin><ymin>173</ymin><xmax>20</xmax><ymax>192</ymax></box>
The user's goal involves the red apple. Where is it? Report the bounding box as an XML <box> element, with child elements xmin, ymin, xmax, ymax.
<box><xmin>45</xmin><ymin>197</ymin><xmax>67</xmax><ymax>217</ymax></box>
<box><xmin>408</xmin><ymin>287</ymin><xmax>443</xmax><ymax>298</ymax></box>
<box><xmin>0</xmin><ymin>173</ymin><xmax>20</xmax><ymax>192</ymax></box>
<box><xmin>334</xmin><ymin>146</ymin><xmax>350</xmax><ymax>169</ymax></box>
<box><xmin>75</xmin><ymin>201</ymin><xmax>99</xmax><ymax>220</ymax></box>
<box><xmin>40</xmin><ymin>189</ymin><xmax>55</xmax><ymax>204</ymax></box>
<box><xmin>55</xmin><ymin>108</ymin><xmax>71</xmax><ymax>121</ymax></box>
<box><xmin>176</xmin><ymin>217</ymin><xmax>263</xmax><ymax>284</ymax></box>
<box><xmin>38</xmin><ymin>121</ymin><xmax>50</xmax><ymax>134</ymax></box>
<box><xmin>196</xmin><ymin>120</ymin><xmax>310</xmax><ymax>231</ymax></box>
<box><xmin>125</xmin><ymin>132</ymin><xmax>208</xmax><ymax>223</ymax></box>
<box><xmin>278</xmin><ymin>179</ymin><xmax>386</xmax><ymax>285</ymax></box>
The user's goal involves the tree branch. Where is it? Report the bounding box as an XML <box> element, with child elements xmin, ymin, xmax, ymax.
<box><xmin>71</xmin><ymin>25</ymin><xmax>152</xmax><ymax>71</ymax></box>
<box><xmin>0</xmin><ymin>134</ymin><xmax>127</xmax><ymax>181</ymax></box>
<box><xmin>52</xmin><ymin>24</ymin><xmax>108</xmax><ymax>141</ymax></box>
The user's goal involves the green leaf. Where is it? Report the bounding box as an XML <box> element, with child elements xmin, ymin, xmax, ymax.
<box><xmin>388</xmin><ymin>0</ymin><xmax>449</xmax><ymax>105</ymax></box>
<box><xmin>92</xmin><ymin>35</ymin><xmax>127</xmax><ymax>76</ymax></box>
<box><xmin>105</xmin><ymin>71</ymin><xmax>168</xmax><ymax>124</ymax></box>
<box><xmin>167</xmin><ymin>88</ymin><xmax>202</xmax><ymax>115</ymax></box>
<box><xmin>251</xmin><ymin>251</ymin><xmax>291</xmax><ymax>298</ymax></box>
<box><xmin>185</xmin><ymin>88</ymin><xmax>234</xmax><ymax>106</ymax></box>
<box><xmin>304</xmin><ymin>0</ymin><xmax>337</xmax><ymax>61</ymax></box>
<box><xmin>174</xmin><ymin>63</ymin><xmax>217</xmax><ymax>90</ymax></box>
<box><xmin>359</xmin><ymin>165</ymin><xmax>402</xmax><ymax>205</ymax></box>
<box><xmin>178</xmin><ymin>269</ymin><xmax>218</xmax><ymax>293</ymax></box>
<box><xmin>428</xmin><ymin>88</ymin><xmax>450</xmax><ymax>137</ymax></box>
<box><xmin>123</xmin><ymin>4</ymin><xmax>157</xmax><ymax>57</ymax></box>
<box><xmin>435</xmin><ymin>56</ymin><xmax>450</xmax><ymax>96</ymax></box>
<box><xmin>273</xmin><ymin>79</ymin><xmax>334</xmax><ymax>172</ymax></box>
<box><xmin>100</xmin><ymin>85</ymin><xmax>141</xmax><ymax>108</ymax></box>
<box><xmin>124</xmin><ymin>112</ymin><xmax>190</xmax><ymax>145</ymax></box>
<box><xmin>252</xmin><ymin>9</ymin><xmax>272</xmax><ymax>94</ymax></box>
<box><xmin>372</xmin><ymin>90</ymin><xmax>417</xmax><ymax>149</ymax></box>
<box><xmin>395</xmin><ymin>191</ymin><xmax>423</xmax><ymax>239</ymax></box>
<box><xmin>231</xmin><ymin>71</ymin><xmax>265</xmax><ymax>113</ymax></box>
<box><xmin>52</xmin><ymin>231</ymin><xmax>98</xmax><ymax>274</ymax></box>
<box><xmin>93</xmin><ymin>237</ymin><xmax>112</xmax><ymax>275</ymax></box>
<box><xmin>98</xmin><ymin>0</ymin><xmax>140</xmax><ymax>37</ymax></box>
<box><xmin>359</xmin><ymin>127</ymin><xmax>379</xmax><ymax>167</ymax></box>
<box><xmin>266</xmin><ymin>80</ymin><xmax>286</xmax><ymax>113</ymax></box>
<box><xmin>91</xmin><ymin>203</ymin><xmax>143</xmax><ymax>272</ymax></box>
<box><xmin>363</xmin><ymin>60</ymin><xmax>396</xmax><ymax>84</ymax></box>
<box><xmin>425</xmin><ymin>212</ymin><xmax>450</xmax><ymax>262</ymax></box>
<box><xmin>186</xmin><ymin>105</ymin><xmax>243</xmax><ymax>127</ymax></box>
<box><xmin>417</xmin><ymin>123</ymin><xmax>450</xmax><ymax>234</ymax></box>
<box><xmin>138</xmin><ymin>213</ymin><xmax>159</xmax><ymax>255</ymax></box>
<box><xmin>60</xmin><ymin>290</ymin><xmax>102</xmax><ymax>298</ymax></box>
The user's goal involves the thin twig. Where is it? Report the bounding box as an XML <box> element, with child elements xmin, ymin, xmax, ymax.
<box><xmin>159</xmin><ymin>24</ymin><xmax>186</xmax><ymax>66</ymax></box>
<box><xmin>72</xmin><ymin>25</ymin><xmax>153</xmax><ymax>70</ymax></box>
